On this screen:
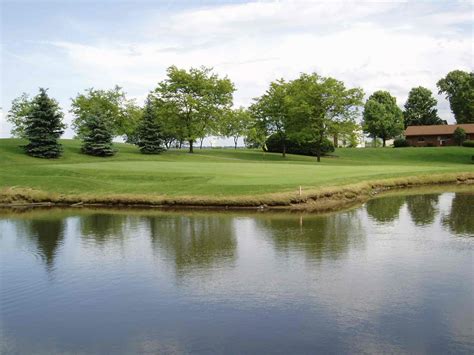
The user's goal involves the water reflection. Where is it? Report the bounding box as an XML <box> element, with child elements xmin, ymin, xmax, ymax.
<box><xmin>257</xmin><ymin>210</ymin><xmax>364</xmax><ymax>261</ymax></box>
<box><xmin>366</xmin><ymin>196</ymin><xmax>405</xmax><ymax>223</ymax></box>
<box><xmin>442</xmin><ymin>193</ymin><xmax>474</xmax><ymax>236</ymax></box>
<box><xmin>1</xmin><ymin>191</ymin><xmax>473</xmax><ymax>354</ymax></box>
<box><xmin>406</xmin><ymin>194</ymin><xmax>439</xmax><ymax>226</ymax></box>
<box><xmin>80</xmin><ymin>213</ymin><xmax>130</xmax><ymax>242</ymax></box>
<box><xmin>13</xmin><ymin>218</ymin><xmax>65</xmax><ymax>269</ymax></box>
<box><xmin>147</xmin><ymin>215</ymin><xmax>237</xmax><ymax>275</ymax></box>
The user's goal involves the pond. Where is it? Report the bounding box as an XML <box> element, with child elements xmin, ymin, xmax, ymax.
<box><xmin>1</xmin><ymin>191</ymin><xmax>473</xmax><ymax>354</ymax></box>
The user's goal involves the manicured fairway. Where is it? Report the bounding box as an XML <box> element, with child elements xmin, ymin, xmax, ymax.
<box><xmin>1</xmin><ymin>139</ymin><xmax>473</xmax><ymax>197</ymax></box>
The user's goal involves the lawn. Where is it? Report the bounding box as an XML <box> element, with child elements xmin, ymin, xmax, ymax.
<box><xmin>1</xmin><ymin>138</ymin><xmax>473</xmax><ymax>199</ymax></box>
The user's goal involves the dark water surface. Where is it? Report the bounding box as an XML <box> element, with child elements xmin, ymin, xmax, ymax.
<box><xmin>1</xmin><ymin>192</ymin><xmax>473</xmax><ymax>354</ymax></box>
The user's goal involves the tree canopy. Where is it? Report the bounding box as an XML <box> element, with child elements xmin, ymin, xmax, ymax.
<box><xmin>437</xmin><ymin>70</ymin><xmax>474</xmax><ymax>124</ymax></box>
<box><xmin>285</xmin><ymin>73</ymin><xmax>364</xmax><ymax>161</ymax></box>
<box><xmin>363</xmin><ymin>90</ymin><xmax>404</xmax><ymax>147</ymax></box>
<box><xmin>151</xmin><ymin>66</ymin><xmax>235</xmax><ymax>153</ymax></box>
<box><xmin>71</xmin><ymin>86</ymin><xmax>141</xmax><ymax>139</ymax></box>
<box><xmin>403</xmin><ymin>86</ymin><xmax>443</xmax><ymax>127</ymax></box>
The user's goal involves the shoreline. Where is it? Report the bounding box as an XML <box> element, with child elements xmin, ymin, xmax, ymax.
<box><xmin>1</xmin><ymin>172</ymin><xmax>473</xmax><ymax>213</ymax></box>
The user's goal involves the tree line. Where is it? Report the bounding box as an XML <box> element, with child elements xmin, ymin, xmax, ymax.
<box><xmin>7</xmin><ymin>67</ymin><xmax>473</xmax><ymax>159</ymax></box>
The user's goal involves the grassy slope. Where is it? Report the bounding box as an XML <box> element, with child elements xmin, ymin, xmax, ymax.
<box><xmin>1</xmin><ymin>138</ymin><xmax>473</xmax><ymax>199</ymax></box>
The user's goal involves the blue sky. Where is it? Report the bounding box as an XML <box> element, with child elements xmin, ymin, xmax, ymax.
<box><xmin>1</xmin><ymin>0</ymin><xmax>472</xmax><ymax>139</ymax></box>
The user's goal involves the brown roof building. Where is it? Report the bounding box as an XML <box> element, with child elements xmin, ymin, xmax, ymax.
<box><xmin>405</xmin><ymin>124</ymin><xmax>474</xmax><ymax>146</ymax></box>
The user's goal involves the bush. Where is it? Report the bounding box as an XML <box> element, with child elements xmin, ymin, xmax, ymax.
<box><xmin>462</xmin><ymin>140</ymin><xmax>474</xmax><ymax>147</ymax></box>
<box><xmin>453</xmin><ymin>127</ymin><xmax>466</xmax><ymax>146</ymax></box>
<box><xmin>394</xmin><ymin>138</ymin><xmax>410</xmax><ymax>148</ymax></box>
<box><xmin>265</xmin><ymin>134</ymin><xmax>335</xmax><ymax>156</ymax></box>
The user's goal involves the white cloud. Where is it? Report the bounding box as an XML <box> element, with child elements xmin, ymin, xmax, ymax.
<box><xmin>2</xmin><ymin>0</ymin><xmax>472</xmax><ymax>138</ymax></box>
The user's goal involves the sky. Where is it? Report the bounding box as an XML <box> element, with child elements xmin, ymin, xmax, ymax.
<box><xmin>0</xmin><ymin>0</ymin><xmax>473</xmax><ymax>143</ymax></box>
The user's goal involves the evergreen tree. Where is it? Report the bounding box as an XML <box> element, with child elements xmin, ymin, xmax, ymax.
<box><xmin>136</xmin><ymin>99</ymin><xmax>165</xmax><ymax>154</ymax></box>
<box><xmin>81</xmin><ymin>114</ymin><xmax>115</xmax><ymax>156</ymax></box>
<box><xmin>24</xmin><ymin>88</ymin><xmax>65</xmax><ymax>158</ymax></box>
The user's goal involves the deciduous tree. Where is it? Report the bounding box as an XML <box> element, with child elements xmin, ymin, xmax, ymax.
<box><xmin>151</xmin><ymin>66</ymin><xmax>235</xmax><ymax>153</ymax></box>
<box><xmin>437</xmin><ymin>70</ymin><xmax>474</xmax><ymax>124</ymax></box>
<box><xmin>362</xmin><ymin>90</ymin><xmax>404</xmax><ymax>147</ymax></box>
<box><xmin>403</xmin><ymin>86</ymin><xmax>443</xmax><ymax>127</ymax></box>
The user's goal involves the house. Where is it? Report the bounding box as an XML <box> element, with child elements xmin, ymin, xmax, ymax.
<box><xmin>405</xmin><ymin>124</ymin><xmax>474</xmax><ymax>147</ymax></box>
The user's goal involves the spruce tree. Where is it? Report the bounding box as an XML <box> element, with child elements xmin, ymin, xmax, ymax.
<box><xmin>136</xmin><ymin>99</ymin><xmax>165</xmax><ymax>154</ymax></box>
<box><xmin>81</xmin><ymin>114</ymin><xmax>115</xmax><ymax>156</ymax></box>
<box><xmin>24</xmin><ymin>88</ymin><xmax>65</xmax><ymax>158</ymax></box>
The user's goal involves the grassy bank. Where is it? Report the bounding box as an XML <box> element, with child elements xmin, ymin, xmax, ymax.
<box><xmin>1</xmin><ymin>138</ymin><xmax>473</xmax><ymax>209</ymax></box>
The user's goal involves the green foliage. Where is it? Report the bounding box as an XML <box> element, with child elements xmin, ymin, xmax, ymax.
<box><xmin>7</xmin><ymin>93</ymin><xmax>35</xmax><ymax>138</ymax></box>
<box><xmin>403</xmin><ymin>86</ymin><xmax>443</xmax><ymax>127</ymax></box>
<box><xmin>285</xmin><ymin>73</ymin><xmax>364</xmax><ymax>161</ymax></box>
<box><xmin>23</xmin><ymin>88</ymin><xmax>65</xmax><ymax>158</ymax></box>
<box><xmin>80</xmin><ymin>115</ymin><xmax>115</xmax><ymax>157</ymax></box>
<box><xmin>250</xmin><ymin>79</ymin><xmax>291</xmax><ymax>156</ymax></box>
<box><xmin>266</xmin><ymin>133</ymin><xmax>334</xmax><ymax>156</ymax></box>
<box><xmin>461</xmin><ymin>140</ymin><xmax>474</xmax><ymax>148</ymax></box>
<box><xmin>437</xmin><ymin>70</ymin><xmax>474</xmax><ymax>124</ymax></box>
<box><xmin>453</xmin><ymin>127</ymin><xmax>467</xmax><ymax>146</ymax></box>
<box><xmin>393</xmin><ymin>138</ymin><xmax>410</xmax><ymax>148</ymax></box>
<box><xmin>136</xmin><ymin>99</ymin><xmax>166</xmax><ymax>154</ymax></box>
<box><xmin>71</xmin><ymin>86</ymin><xmax>141</xmax><ymax>139</ymax></box>
<box><xmin>363</xmin><ymin>90</ymin><xmax>404</xmax><ymax>147</ymax></box>
<box><xmin>221</xmin><ymin>107</ymin><xmax>251</xmax><ymax>149</ymax></box>
<box><xmin>151</xmin><ymin>66</ymin><xmax>235</xmax><ymax>153</ymax></box>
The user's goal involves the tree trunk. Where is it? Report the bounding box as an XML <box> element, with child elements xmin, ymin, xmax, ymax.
<box><xmin>383</xmin><ymin>137</ymin><xmax>386</xmax><ymax>147</ymax></box>
<box><xmin>282</xmin><ymin>142</ymin><xmax>286</xmax><ymax>158</ymax></box>
<box><xmin>189</xmin><ymin>140</ymin><xmax>194</xmax><ymax>153</ymax></box>
<box><xmin>179</xmin><ymin>140</ymin><xmax>183</xmax><ymax>149</ymax></box>
<box><xmin>200</xmin><ymin>137</ymin><xmax>204</xmax><ymax>149</ymax></box>
<box><xmin>333</xmin><ymin>133</ymin><xmax>338</xmax><ymax>148</ymax></box>
<box><xmin>316</xmin><ymin>151</ymin><xmax>321</xmax><ymax>162</ymax></box>
<box><xmin>234</xmin><ymin>137</ymin><xmax>238</xmax><ymax>149</ymax></box>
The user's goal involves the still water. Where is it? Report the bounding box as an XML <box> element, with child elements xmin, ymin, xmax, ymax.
<box><xmin>1</xmin><ymin>191</ymin><xmax>473</xmax><ymax>354</ymax></box>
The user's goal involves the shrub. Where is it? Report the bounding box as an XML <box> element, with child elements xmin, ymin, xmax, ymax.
<box><xmin>394</xmin><ymin>138</ymin><xmax>410</xmax><ymax>148</ymax></box>
<box><xmin>265</xmin><ymin>134</ymin><xmax>335</xmax><ymax>156</ymax></box>
<box><xmin>453</xmin><ymin>127</ymin><xmax>467</xmax><ymax>146</ymax></box>
<box><xmin>462</xmin><ymin>140</ymin><xmax>474</xmax><ymax>147</ymax></box>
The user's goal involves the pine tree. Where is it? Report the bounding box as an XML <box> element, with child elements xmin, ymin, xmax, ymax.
<box><xmin>136</xmin><ymin>100</ymin><xmax>165</xmax><ymax>154</ymax></box>
<box><xmin>24</xmin><ymin>88</ymin><xmax>65</xmax><ymax>158</ymax></box>
<box><xmin>81</xmin><ymin>114</ymin><xmax>115</xmax><ymax>156</ymax></box>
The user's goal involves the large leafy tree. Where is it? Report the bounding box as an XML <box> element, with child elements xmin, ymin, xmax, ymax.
<box><xmin>403</xmin><ymin>86</ymin><xmax>443</xmax><ymax>127</ymax></box>
<box><xmin>80</xmin><ymin>114</ymin><xmax>115</xmax><ymax>156</ymax></box>
<box><xmin>437</xmin><ymin>70</ymin><xmax>474</xmax><ymax>124</ymax></box>
<box><xmin>362</xmin><ymin>90</ymin><xmax>404</xmax><ymax>147</ymax></box>
<box><xmin>250</xmin><ymin>79</ymin><xmax>291</xmax><ymax>157</ymax></box>
<box><xmin>220</xmin><ymin>107</ymin><xmax>251</xmax><ymax>149</ymax></box>
<box><xmin>151</xmin><ymin>66</ymin><xmax>235</xmax><ymax>153</ymax></box>
<box><xmin>23</xmin><ymin>88</ymin><xmax>65</xmax><ymax>158</ymax></box>
<box><xmin>136</xmin><ymin>98</ymin><xmax>166</xmax><ymax>154</ymax></box>
<box><xmin>286</xmin><ymin>73</ymin><xmax>364</xmax><ymax>162</ymax></box>
<box><xmin>71</xmin><ymin>86</ymin><xmax>141</xmax><ymax>140</ymax></box>
<box><xmin>7</xmin><ymin>93</ymin><xmax>35</xmax><ymax>138</ymax></box>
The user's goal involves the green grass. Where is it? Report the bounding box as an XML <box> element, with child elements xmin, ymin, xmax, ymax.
<box><xmin>1</xmin><ymin>138</ymin><xmax>473</xmax><ymax>199</ymax></box>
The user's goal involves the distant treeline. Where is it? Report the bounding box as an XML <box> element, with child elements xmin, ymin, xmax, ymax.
<box><xmin>6</xmin><ymin>67</ymin><xmax>473</xmax><ymax>159</ymax></box>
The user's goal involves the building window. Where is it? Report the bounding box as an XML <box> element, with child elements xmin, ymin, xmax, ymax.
<box><xmin>418</xmin><ymin>137</ymin><xmax>425</xmax><ymax>142</ymax></box>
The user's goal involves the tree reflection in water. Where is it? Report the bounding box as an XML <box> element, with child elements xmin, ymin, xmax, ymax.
<box><xmin>405</xmin><ymin>194</ymin><xmax>439</xmax><ymax>226</ymax></box>
<box><xmin>14</xmin><ymin>218</ymin><xmax>66</xmax><ymax>270</ymax></box>
<box><xmin>442</xmin><ymin>193</ymin><xmax>474</xmax><ymax>236</ymax></box>
<box><xmin>256</xmin><ymin>211</ymin><xmax>365</xmax><ymax>261</ymax></box>
<box><xmin>365</xmin><ymin>196</ymin><xmax>405</xmax><ymax>223</ymax></box>
<box><xmin>147</xmin><ymin>214</ymin><xmax>237</xmax><ymax>275</ymax></box>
